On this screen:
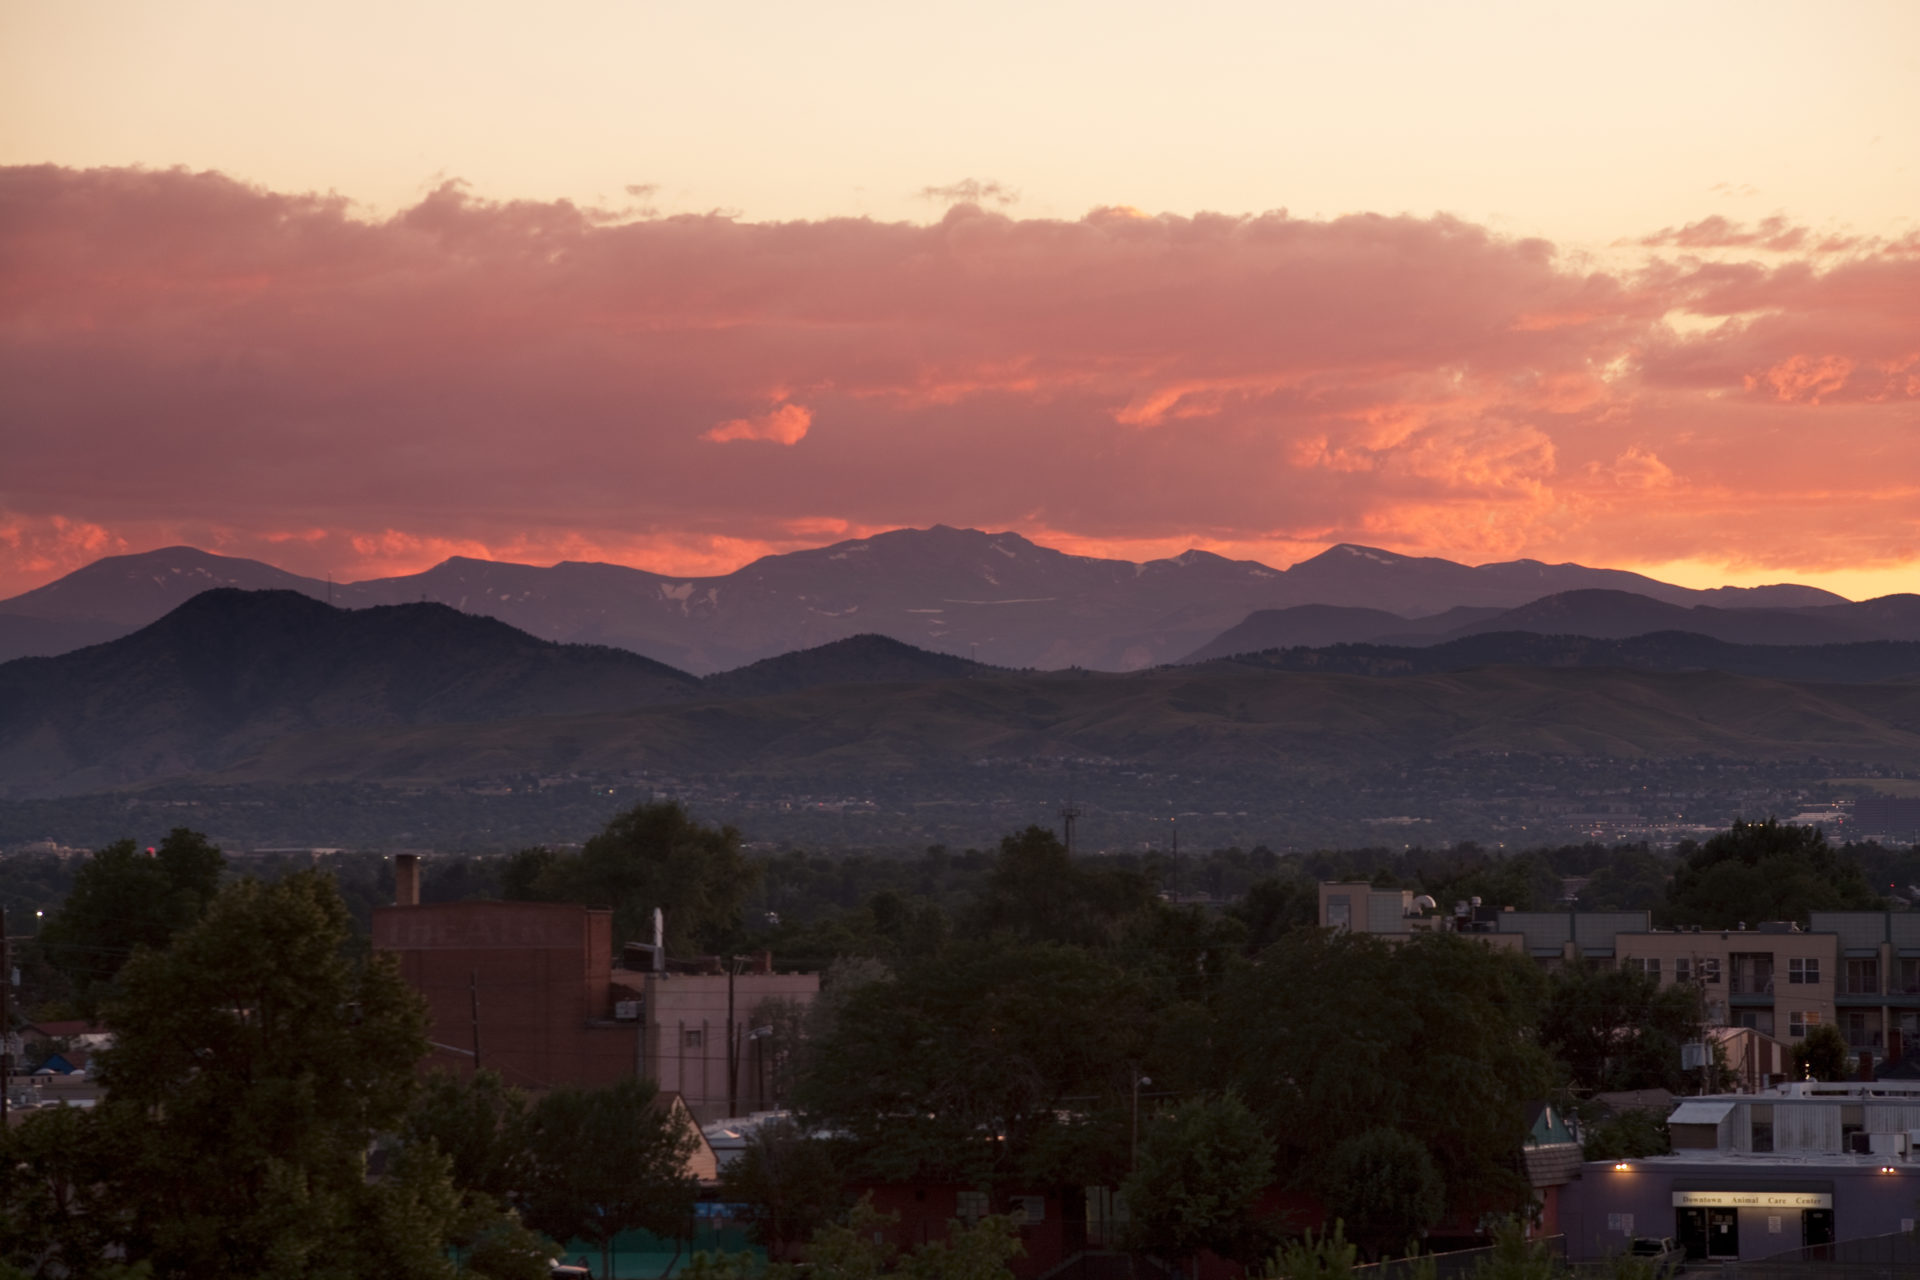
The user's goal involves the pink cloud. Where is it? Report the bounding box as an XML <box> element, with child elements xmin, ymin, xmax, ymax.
<box><xmin>705</xmin><ymin>401</ymin><xmax>813</xmax><ymax>445</ymax></box>
<box><xmin>0</xmin><ymin>164</ymin><xmax>1916</xmax><ymax>598</ymax></box>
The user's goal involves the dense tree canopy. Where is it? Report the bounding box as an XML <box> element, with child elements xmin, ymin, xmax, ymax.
<box><xmin>1222</xmin><ymin>930</ymin><xmax>1553</xmax><ymax>1220</ymax></box>
<box><xmin>1120</xmin><ymin>1093</ymin><xmax>1276</xmax><ymax>1263</ymax></box>
<box><xmin>798</xmin><ymin>940</ymin><xmax>1151</xmax><ymax>1191</ymax></box>
<box><xmin>504</xmin><ymin>800</ymin><xmax>760</xmax><ymax>952</ymax></box>
<box><xmin>0</xmin><ymin>869</ymin><xmax>546</xmax><ymax>1278</ymax></box>
<box><xmin>37</xmin><ymin>826</ymin><xmax>224</xmax><ymax>1011</ymax></box>
<box><xmin>1540</xmin><ymin>961</ymin><xmax>1706</xmax><ymax>1093</ymax></box>
<box><xmin>1321</xmin><ymin>1127</ymin><xmax>1445</xmax><ymax>1260</ymax></box>
<box><xmin>518</xmin><ymin>1078</ymin><xmax>700</xmax><ymax>1278</ymax></box>
<box><xmin>1666</xmin><ymin>819</ymin><xmax>1881</xmax><ymax>926</ymax></box>
<box><xmin>968</xmin><ymin>826</ymin><xmax>1158</xmax><ymax>948</ymax></box>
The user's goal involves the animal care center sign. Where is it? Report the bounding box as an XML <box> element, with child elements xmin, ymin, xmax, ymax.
<box><xmin>1672</xmin><ymin>1192</ymin><xmax>1831</xmax><ymax>1209</ymax></box>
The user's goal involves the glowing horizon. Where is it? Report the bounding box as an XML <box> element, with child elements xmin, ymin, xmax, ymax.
<box><xmin>3</xmin><ymin>4</ymin><xmax>1916</xmax><ymax>602</ymax></box>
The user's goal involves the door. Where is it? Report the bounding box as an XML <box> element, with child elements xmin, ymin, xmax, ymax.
<box><xmin>1677</xmin><ymin>1208</ymin><xmax>1709</xmax><ymax>1260</ymax></box>
<box><xmin>1708</xmin><ymin>1208</ymin><xmax>1739</xmax><ymax>1258</ymax></box>
<box><xmin>1803</xmin><ymin>1208</ymin><xmax>1835</xmax><ymax>1254</ymax></box>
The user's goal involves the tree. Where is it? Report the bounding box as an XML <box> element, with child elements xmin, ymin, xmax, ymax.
<box><xmin>797</xmin><ymin>940</ymin><xmax>1151</xmax><ymax>1192</ymax></box>
<box><xmin>1467</xmin><ymin>1219</ymin><xmax>1560</xmax><ymax>1280</ymax></box>
<box><xmin>1578</xmin><ymin>1108</ymin><xmax>1671</xmax><ymax>1161</ymax></box>
<box><xmin>1540</xmin><ymin>962</ymin><xmax>1704</xmax><ymax>1092</ymax></box>
<box><xmin>0</xmin><ymin>1102</ymin><xmax>127</xmax><ymax>1276</ymax></box>
<box><xmin>1120</xmin><ymin>1093</ymin><xmax>1277</xmax><ymax>1264</ymax></box>
<box><xmin>1320</xmin><ymin>1128</ymin><xmax>1444</xmax><ymax>1260</ymax></box>
<box><xmin>1223</xmin><ymin>930</ymin><xmax>1552</xmax><ymax>1222</ymax></box>
<box><xmin>788</xmin><ymin>1197</ymin><xmax>1023</xmax><ymax>1280</ymax></box>
<box><xmin>1794</xmin><ymin>1023</ymin><xmax>1851</xmax><ymax>1082</ymax></box>
<box><xmin>1262</xmin><ymin>1222</ymin><xmax>1359</xmax><ymax>1280</ymax></box>
<box><xmin>968</xmin><ymin>826</ymin><xmax>1157</xmax><ymax>948</ymax></box>
<box><xmin>1667</xmin><ymin>819</ymin><xmax>1881</xmax><ymax>926</ymax></box>
<box><xmin>91</xmin><ymin>869</ymin><xmax>477</xmax><ymax>1276</ymax></box>
<box><xmin>518</xmin><ymin>1077</ymin><xmax>700</xmax><ymax>1278</ymax></box>
<box><xmin>403</xmin><ymin>1069</ymin><xmax>555</xmax><ymax>1273</ymax></box>
<box><xmin>37</xmin><ymin>827</ymin><xmax>224</xmax><ymax>1011</ymax></box>
<box><xmin>405</xmin><ymin>1069</ymin><xmax>531</xmax><ymax>1205</ymax></box>
<box><xmin>720</xmin><ymin>1120</ymin><xmax>849</xmax><ymax>1259</ymax></box>
<box><xmin>509</xmin><ymin>802</ymin><xmax>760</xmax><ymax>952</ymax></box>
<box><xmin>1230</xmin><ymin>877</ymin><xmax>1318</xmax><ymax>953</ymax></box>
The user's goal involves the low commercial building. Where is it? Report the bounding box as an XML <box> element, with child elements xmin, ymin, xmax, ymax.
<box><xmin>1561</xmin><ymin>1081</ymin><xmax>1920</xmax><ymax>1262</ymax></box>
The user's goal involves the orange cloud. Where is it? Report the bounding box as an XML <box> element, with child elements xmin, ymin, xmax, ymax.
<box><xmin>2</xmin><ymin>164</ymin><xmax>1917</xmax><ymax>600</ymax></box>
<box><xmin>704</xmin><ymin>401</ymin><xmax>813</xmax><ymax>445</ymax></box>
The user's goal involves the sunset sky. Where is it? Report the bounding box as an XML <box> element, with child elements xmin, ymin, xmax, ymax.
<box><xmin>3</xmin><ymin>0</ymin><xmax>1917</xmax><ymax>600</ymax></box>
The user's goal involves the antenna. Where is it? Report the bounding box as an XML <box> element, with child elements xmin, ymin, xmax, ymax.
<box><xmin>1060</xmin><ymin>797</ymin><xmax>1081</xmax><ymax>856</ymax></box>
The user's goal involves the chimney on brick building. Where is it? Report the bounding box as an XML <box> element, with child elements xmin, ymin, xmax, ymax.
<box><xmin>394</xmin><ymin>853</ymin><xmax>421</xmax><ymax>908</ymax></box>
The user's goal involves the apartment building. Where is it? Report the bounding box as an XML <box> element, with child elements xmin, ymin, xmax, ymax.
<box><xmin>1316</xmin><ymin>881</ymin><xmax>1646</xmax><ymax>964</ymax></box>
<box><xmin>1317</xmin><ymin>882</ymin><xmax>1920</xmax><ymax>1070</ymax></box>
<box><xmin>1616</xmin><ymin>924</ymin><xmax>1836</xmax><ymax>1045</ymax></box>
<box><xmin>1808</xmin><ymin>911</ymin><xmax>1920</xmax><ymax>1062</ymax></box>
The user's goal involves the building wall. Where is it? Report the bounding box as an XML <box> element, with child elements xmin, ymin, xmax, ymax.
<box><xmin>373</xmin><ymin>900</ymin><xmax>638</xmax><ymax>1090</ymax></box>
<box><xmin>623</xmin><ymin>970</ymin><xmax>820</xmax><ymax>1122</ymax></box>
<box><xmin>1619</xmin><ymin>929</ymin><xmax>1838</xmax><ymax>1042</ymax></box>
<box><xmin>1561</xmin><ymin>1158</ymin><xmax>1919</xmax><ymax>1261</ymax></box>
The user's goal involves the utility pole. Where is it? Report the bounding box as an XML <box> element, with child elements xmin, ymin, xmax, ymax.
<box><xmin>1171</xmin><ymin>816</ymin><xmax>1179</xmax><ymax>899</ymax></box>
<box><xmin>469</xmin><ymin>969</ymin><xmax>482</xmax><ymax>1071</ymax></box>
<box><xmin>1060</xmin><ymin>800</ymin><xmax>1081</xmax><ymax>856</ymax></box>
<box><xmin>1</xmin><ymin>909</ymin><xmax>10</xmax><ymax>1123</ymax></box>
<box><xmin>1130</xmin><ymin>1071</ymin><xmax>1151</xmax><ymax>1172</ymax></box>
<box><xmin>726</xmin><ymin>957</ymin><xmax>740</xmax><ymax>1118</ymax></box>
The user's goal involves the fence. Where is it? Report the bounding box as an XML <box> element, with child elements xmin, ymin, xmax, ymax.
<box><xmin>1353</xmin><ymin>1236</ymin><xmax>1566</xmax><ymax>1280</ymax></box>
<box><xmin>1681</xmin><ymin>1229</ymin><xmax>1920</xmax><ymax>1279</ymax></box>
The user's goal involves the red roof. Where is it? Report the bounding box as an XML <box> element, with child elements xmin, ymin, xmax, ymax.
<box><xmin>27</xmin><ymin>1020</ymin><xmax>108</xmax><ymax>1038</ymax></box>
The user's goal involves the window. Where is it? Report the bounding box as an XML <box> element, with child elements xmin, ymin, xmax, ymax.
<box><xmin>683</xmin><ymin>1029</ymin><xmax>703</xmax><ymax>1049</ymax></box>
<box><xmin>1751</xmin><ymin>1104</ymin><xmax>1774</xmax><ymax>1153</ymax></box>
<box><xmin>1738</xmin><ymin>1009</ymin><xmax>1775</xmax><ymax>1036</ymax></box>
<box><xmin>1899</xmin><ymin>958</ymin><xmax>1920</xmax><ymax>995</ymax></box>
<box><xmin>1846</xmin><ymin>958</ymin><xmax>1880</xmax><ymax>995</ymax></box>
<box><xmin>956</xmin><ymin>1191</ymin><xmax>989</xmax><ymax>1223</ymax></box>
<box><xmin>1675</xmin><ymin>958</ymin><xmax>1694</xmax><ymax>984</ymax></box>
<box><xmin>1700</xmin><ymin>958</ymin><xmax>1722</xmax><ymax>984</ymax></box>
<box><xmin>1626</xmin><ymin>957</ymin><xmax>1661</xmax><ymax>980</ymax></box>
<box><xmin>1326</xmin><ymin>895</ymin><xmax>1351</xmax><ymax>931</ymax></box>
<box><xmin>1731</xmin><ymin>953</ymin><xmax>1774</xmax><ymax>994</ymax></box>
<box><xmin>1789</xmin><ymin>958</ymin><xmax>1821</xmax><ymax>985</ymax></box>
<box><xmin>1844</xmin><ymin>1012</ymin><xmax>1883</xmax><ymax>1050</ymax></box>
<box><xmin>1789</xmin><ymin>1010</ymin><xmax>1822</xmax><ymax>1038</ymax></box>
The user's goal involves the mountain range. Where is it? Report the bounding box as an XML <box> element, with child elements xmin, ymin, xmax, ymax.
<box><xmin>1185</xmin><ymin>589</ymin><xmax>1920</xmax><ymax>661</ymax></box>
<box><xmin>7</xmin><ymin>588</ymin><xmax>1920</xmax><ymax>799</ymax></box>
<box><xmin>0</xmin><ymin>527</ymin><xmax>1864</xmax><ymax>673</ymax></box>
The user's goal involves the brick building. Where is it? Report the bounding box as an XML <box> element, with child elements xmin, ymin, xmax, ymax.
<box><xmin>372</xmin><ymin>855</ymin><xmax>817</xmax><ymax>1107</ymax></box>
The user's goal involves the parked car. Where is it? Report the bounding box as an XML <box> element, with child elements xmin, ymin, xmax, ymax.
<box><xmin>1629</xmin><ymin>1236</ymin><xmax>1684</xmax><ymax>1274</ymax></box>
<box><xmin>550</xmin><ymin>1261</ymin><xmax>592</xmax><ymax>1279</ymax></box>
